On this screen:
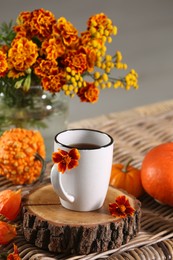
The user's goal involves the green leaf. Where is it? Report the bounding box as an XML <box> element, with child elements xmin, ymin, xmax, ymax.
<box><xmin>0</xmin><ymin>21</ymin><xmax>16</xmax><ymax>46</ymax></box>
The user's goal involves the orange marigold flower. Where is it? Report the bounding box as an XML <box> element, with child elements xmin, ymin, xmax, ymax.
<box><xmin>77</xmin><ymin>82</ymin><xmax>99</xmax><ymax>103</ymax></box>
<box><xmin>41</xmin><ymin>37</ymin><xmax>65</xmax><ymax>60</ymax></box>
<box><xmin>63</xmin><ymin>50</ymin><xmax>87</xmax><ymax>74</ymax></box>
<box><xmin>0</xmin><ymin>190</ymin><xmax>21</xmax><ymax>221</ymax></box>
<box><xmin>34</xmin><ymin>59</ymin><xmax>58</xmax><ymax>77</ymax></box>
<box><xmin>8</xmin><ymin>69</ymin><xmax>25</xmax><ymax>79</ymax></box>
<box><xmin>80</xmin><ymin>31</ymin><xmax>92</xmax><ymax>45</ymax></box>
<box><xmin>52</xmin><ymin>148</ymin><xmax>80</xmax><ymax>174</ymax></box>
<box><xmin>17</xmin><ymin>11</ymin><xmax>31</xmax><ymax>25</ymax></box>
<box><xmin>53</xmin><ymin>17</ymin><xmax>79</xmax><ymax>47</ymax></box>
<box><xmin>0</xmin><ymin>45</ymin><xmax>9</xmax><ymax>53</ymax></box>
<box><xmin>8</xmin><ymin>37</ymin><xmax>38</xmax><ymax>72</ymax></box>
<box><xmin>109</xmin><ymin>195</ymin><xmax>135</xmax><ymax>218</ymax></box>
<box><xmin>0</xmin><ymin>221</ymin><xmax>17</xmax><ymax>245</ymax></box>
<box><xmin>80</xmin><ymin>47</ymin><xmax>97</xmax><ymax>72</ymax></box>
<box><xmin>80</xmin><ymin>31</ymin><xmax>103</xmax><ymax>50</ymax></box>
<box><xmin>88</xmin><ymin>13</ymin><xmax>106</xmax><ymax>27</ymax></box>
<box><xmin>42</xmin><ymin>73</ymin><xmax>65</xmax><ymax>93</ymax></box>
<box><xmin>87</xmin><ymin>49</ymin><xmax>97</xmax><ymax>72</ymax></box>
<box><xmin>13</xmin><ymin>25</ymin><xmax>27</xmax><ymax>39</ymax></box>
<box><xmin>15</xmin><ymin>13</ymin><xmax>32</xmax><ymax>39</ymax></box>
<box><xmin>0</xmin><ymin>128</ymin><xmax>46</xmax><ymax>185</ymax></box>
<box><xmin>87</xmin><ymin>13</ymin><xmax>114</xmax><ymax>36</ymax></box>
<box><xmin>17</xmin><ymin>9</ymin><xmax>56</xmax><ymax>40</ymax></box>
<box><xmin>7</xmin><ymin>244</ymin><xmax>21</xmax><ymax>260</ymax></box>
<box><xmin>0</xmin><ymin>50</ymin><xmax>8</xmax><ymax>77</ymax></box>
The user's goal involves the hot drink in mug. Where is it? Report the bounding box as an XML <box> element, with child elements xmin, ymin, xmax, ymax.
<box><xmin>51</xmin><ymin>128</ymin><xmax>114</xmax><ymax>211</ymax></box>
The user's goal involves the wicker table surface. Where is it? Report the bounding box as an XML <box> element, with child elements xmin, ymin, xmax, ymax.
<box><xmin>1</xmin><ymin>99</ymin><xmax>173</xmax><ymax>259</ymax></box>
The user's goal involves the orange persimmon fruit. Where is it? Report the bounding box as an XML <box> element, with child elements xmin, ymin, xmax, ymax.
<box><xmin>0</xmin><ymin>189</ymin><xmax>21</xmax><ymax>220</ymax></box>
<box><xmin>110</xmin><ymin>160</ymin><xmax>144</xmax><ymax>198</ymax></box>
<box><xmin>0</xmin><ymin>221</ymin><xmax>17</xmax><ymax>245</ymax></box>
<box><xmin>141</xmin><ymin>142</ymin><xmax>173</xmax><ymax>206</ymax></box>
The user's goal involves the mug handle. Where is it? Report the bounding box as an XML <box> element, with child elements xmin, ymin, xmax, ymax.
<box><xmin>50</xmin><ymin>164</ymin><xmax>75</xmax><ymax>203</ymax></box>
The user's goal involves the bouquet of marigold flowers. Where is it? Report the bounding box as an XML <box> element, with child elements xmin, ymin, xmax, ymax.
<box><xmin>0</xmin><ymin>8</ymin><xmax>138</xmax><ymax>104</ymax></box>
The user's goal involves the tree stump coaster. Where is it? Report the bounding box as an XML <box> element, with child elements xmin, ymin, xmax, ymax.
<box><xmin>22</xmin><ymin>184</ymin><xmax>141</xmax><ymax>255</ymax></box>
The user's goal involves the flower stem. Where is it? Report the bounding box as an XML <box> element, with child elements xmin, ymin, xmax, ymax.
<box><xmin>122</xmin><ymin>158</ymin><xmax>133</xmax><ymax>173</ymax></box>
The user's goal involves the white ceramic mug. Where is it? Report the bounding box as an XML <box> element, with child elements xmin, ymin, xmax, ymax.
<box><xmin>51</xmin><ymin>129</ymin><xmax>114</xmax><ymax>211</ymax></box>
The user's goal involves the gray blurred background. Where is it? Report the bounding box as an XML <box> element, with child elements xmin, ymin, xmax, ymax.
<box><xmin>1</xmin><ymin>0</ymin><xmax>173</xmax><ymax>122</ymax></box>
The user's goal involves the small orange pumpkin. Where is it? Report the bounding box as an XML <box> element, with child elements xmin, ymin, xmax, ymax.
<box><xmin>141</xmin><ymin>142</ymin><xmax>173</xmax><ymax>206</ymax></box>
<box><xmin>0</xmin><ymin>128</ymin><xmax>46</xmax><ymax>184</ymax></box>
<box><xmin>110</xmin><ymin>159</ymin><xmax>144</xmax><ymax>198</ymax></box>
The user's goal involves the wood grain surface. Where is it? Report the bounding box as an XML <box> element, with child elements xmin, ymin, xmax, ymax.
<box><xmin>22</xmin><ymin>184</ymin><xmax>141</xmax><ymax>254</ymax></box>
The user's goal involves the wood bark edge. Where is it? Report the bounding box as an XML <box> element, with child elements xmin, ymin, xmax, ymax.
<box><xmin>22</xmin><ymin>184</ymin><xmax>141</xmax><ymax>255</ymax></box>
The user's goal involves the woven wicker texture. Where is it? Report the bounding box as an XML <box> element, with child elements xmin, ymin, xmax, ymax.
<box><xmin>1</xmin><ymin>99</ymin><xmax>173</xmax><ymax>259</ymax></box>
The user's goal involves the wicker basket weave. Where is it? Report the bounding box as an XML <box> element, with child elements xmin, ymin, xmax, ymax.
<box><xmin>1</xmin><ymin>99</ymin><xmax>173</xmax><ymax>259</ymax></box>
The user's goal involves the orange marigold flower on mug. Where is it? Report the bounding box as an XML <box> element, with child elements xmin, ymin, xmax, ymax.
<box><xmin>109</xmin><ymin>195</ymin><xmax>135</xmax><ymax>218</ymax></box>
<box><xmin>52</xmin><ymin>148</ymin><xmax>80</xmax><ymax>174</ymax></box>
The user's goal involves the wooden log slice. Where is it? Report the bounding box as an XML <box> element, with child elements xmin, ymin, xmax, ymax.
<box><xmin>22</xmin><ymin>184</ymin><xmax>141</xmax><ymax>255</ymax></box>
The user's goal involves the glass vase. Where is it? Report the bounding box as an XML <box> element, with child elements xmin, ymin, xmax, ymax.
<box><xmin>0</xmin><ymin>86</ymin><xmax>69</xmax><ymax>161</ymax></box>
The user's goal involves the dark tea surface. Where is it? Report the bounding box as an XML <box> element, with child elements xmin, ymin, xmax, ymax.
<box><xmin>69</xmin><ymin>143</ymin><xmax>101</xmax><ymax>149</ymax></box>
